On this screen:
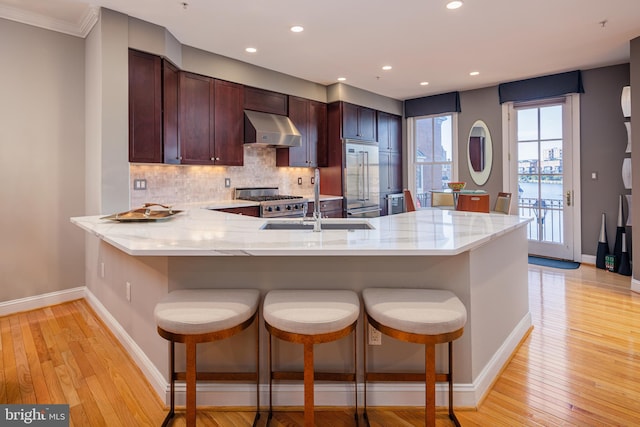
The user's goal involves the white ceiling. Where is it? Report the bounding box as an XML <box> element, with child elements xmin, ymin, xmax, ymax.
<box><xmin>3</xmin><ymin>0</ymin><xmax>640</xmax><ymax>100</ymax></box>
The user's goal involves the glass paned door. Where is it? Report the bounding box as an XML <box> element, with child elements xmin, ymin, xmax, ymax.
<box><xmin>516</xmin><ymin>102</ymin><xmax>574</xmax><ymax>259</ymax></box>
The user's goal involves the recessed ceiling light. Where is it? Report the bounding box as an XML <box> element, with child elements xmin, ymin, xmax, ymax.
<box><xmin>337</xmin><ymin>77</ymin><xmax>347</xmax><ymax>82</ymax></box>
<box><xmin>290</xmin><ymin>25</ymin><xmax>304</xmax><ymax>33</ymax></box>
<box><xmin>382</xmin><ymin>65</ymin><xmax>392</xmax><ymax>71</ymax></box>
<box><xmin>469</xmin><ymin>71</ymin><xmax>480</xmax><ymax>76</ymax></box>
<box><xmin>420</xmin><ymin>81</ymin><xmax>429</xmax><ymax>86</ymax></box>
<box><xmin>446</xmin><ymin>1</ymin><xmax>463</xmax><ymax>10</ymax></box>
<box><xmin>245</xmin><ymin>47</ymin><xmax>257</xmax><ymax>53</ymax></box>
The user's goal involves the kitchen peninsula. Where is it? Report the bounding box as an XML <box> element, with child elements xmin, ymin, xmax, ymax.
<box><xmin>72</xmin><ymin>208</ymin><xmax>531</xmax><ymax>409</ymax></box>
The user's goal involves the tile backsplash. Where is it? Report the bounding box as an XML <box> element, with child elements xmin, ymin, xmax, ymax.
<box><xmin>130</xmin><ymin>145</ymin><xmax>317</xmax><ymax>207</ymax></box>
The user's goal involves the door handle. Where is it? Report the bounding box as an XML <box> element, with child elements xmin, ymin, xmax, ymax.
<box><xmin>566</xmin><ymin>191</ymin><xmax>571</xmax><ymax>206</ymax></box>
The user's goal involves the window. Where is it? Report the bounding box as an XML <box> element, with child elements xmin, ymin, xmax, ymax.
<box><xmin>408</xmin><ymin>113</ymin><xmax>457</xmax><ymax>208</ymax></box>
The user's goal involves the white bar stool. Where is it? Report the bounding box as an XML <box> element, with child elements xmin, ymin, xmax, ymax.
<box><xmin>154</xmin><ymin>289</ymin><xmax>261</xmax><ymax>427</ymax></box>
<box><xmin>263</xmin><ymin>289</ymin><xmax>360</xmax><ymax>427</ymax></box>
<box><xmin>362</xmin><ymin>288</ymin><xmax>467</xmax><ymax>427</ymax></box>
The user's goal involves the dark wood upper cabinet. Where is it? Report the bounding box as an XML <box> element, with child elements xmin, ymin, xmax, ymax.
<box><xmin>276</xmin><ymin>96</ymin><xmax>327</xmax><ymax>167</ymax></box>
<box><xmin>377</xmin><ymin>111</ymin><xmax>402</xmax><ymax>153</ymax></box>
<box><xmin>128</xmin><ymin>49</ymin><xmax>162</xmax><ymax>163</ymax></box>
<box><xmin>377</xmin><ymin>111</ymin><xmax>403</xmax><ymax>213</ymax></box>
<box><xmin>163</xmin><ymin>59</ymin><xmax>180</xmax><ymax>164</ymax></box>
<box><xmin>342</xmin><ymin>102</ymin><xmax>376</xmax><ymax>141</ymax></box>
<box><xmin>310</xmin><ymin>100</ymin><xmax>328</xmax><ymax>167</ymax></box>
<box><xmin>179</xmin><ymin>71</ymin><xmax>215</xmax><ymax>164</ymax></box>
<box><xmin>214</xmin><ymin>80</ymin><xmax>244</xmax><ymax>166</ymax></box>
<box><xmin>243</xmin><ymin>86</ymin><xmax>288</xmax><ymax>115</ymax></box>
<box><xmin>178</xmin><ymin>72</ymin><xmax>244</xmax><ymax>166</ymax></box>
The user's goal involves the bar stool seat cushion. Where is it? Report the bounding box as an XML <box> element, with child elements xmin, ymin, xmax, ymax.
<box><xmin>154</xmin><ymin>289</ymin><xmax>260</xmax><ymax>335</ymax></box>
<box><xmin>263</xmin><ymin>290</ymin><xmax>360</xmax><ymax>335</ymax></box>
<box><xmin>363</xmin><ymin>288</ymin><xmax>467</xmax><ymax>335</ymax></box>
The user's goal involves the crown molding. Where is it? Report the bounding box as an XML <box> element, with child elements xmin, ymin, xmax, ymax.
<box><xmin>0</xmin><ymin>3</ymin><xmax>99</xmax><ymax>38</ymax></box>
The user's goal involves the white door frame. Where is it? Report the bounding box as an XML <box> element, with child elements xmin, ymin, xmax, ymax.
<box><xmin>502</xmin><ymin>95</ymin><xmax>581</xmax><ymax>261</ymax></box>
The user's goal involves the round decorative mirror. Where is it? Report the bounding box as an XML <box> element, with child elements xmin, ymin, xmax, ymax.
<box><xmin>467</xmin><ymin>120</ymin><xmax>493</xmax><ymax>185</ymax></box>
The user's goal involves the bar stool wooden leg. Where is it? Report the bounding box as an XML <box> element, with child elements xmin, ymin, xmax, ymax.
<box><xmin>363</xmin><ymin>317</ymin><xmax>369</xmax><ymax>425</ymax></box>
<box><xmin>255</xmin><ymin>319</ymin><xmax>261</xmax><ymax>427</ymax></box>
<box><xmin>353</xmin><ymin>329</ymin><xmax>358</xmax><ymax>424</ymax></box>
<box><xmin>304</xmin><ymin>342</ymin><xmax>315</xmax><ymax>427</ymax></box>
<box><xmin>186</xmin><ymin>339</ymin><xmax>197</xmax><ymax>427</ymax></box>
<box><xmin>268</xmin><ymin>333</ymin><xmax>273</xmax><ymax>424</ymax></box>
<box><xmin>425</xmin><ymin>343</ymin><xmax>436</xmax><ymax>427</ymax></box>
<box><xmin>161</xmin><ymin>341</ymin><xmax>176</xmax><ymax>427</ymax></box>
<box><xmin>448</xmin><ymin>341</ymin><xmax>461</xmax><ymax>427</ymax></box>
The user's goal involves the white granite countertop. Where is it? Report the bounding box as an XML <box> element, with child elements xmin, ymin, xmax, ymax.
<box><xmin>71</xmin><ymin>207</ymin><xmax>532</xmax><ymax>257</ymax></box>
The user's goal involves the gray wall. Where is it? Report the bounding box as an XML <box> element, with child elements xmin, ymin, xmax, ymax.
<box><xmin>0</xmin><ymin>18</ymin><xmax>85</xmax><ymax>301</ymax></box>
<box><xmin>458</xmin><ymin>86</ymin><xmax>503</xmax><ymax>201</ymax></box>
<box><xmin>450</xmin><ymin>64</ymin><xmax>631</xmax><ymax>257</ymax></box>
<box><xmin>182</xmin><ymin>45</ymin><xmax>327</xmax><ymax>103</ymax></box>
<box><xmin>84</xmin><ymin>8</ymin><xmax>130</xmax><ymax>216</ymax></box>
<box><xmin>580</xmin><ymin>64</ymin><xmax>630</xmax><ymax>256</ymax></box>
<box><xmin>631</xmin><ymin>36</ymin><xmax>640</xmax><ymax>281</ymax></box>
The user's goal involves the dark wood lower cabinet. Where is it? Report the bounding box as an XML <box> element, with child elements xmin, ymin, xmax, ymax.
<box><xmin>213</xmin><ymin>206</ymin><xmax>260</xmax><ymax>216</ymax></box>
<box><xmin>306</xmin><ymin>199</ymin><xmax>343</xmax><ymax>218</ymax></box>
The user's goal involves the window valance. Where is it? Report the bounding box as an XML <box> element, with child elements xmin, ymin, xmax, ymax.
<box><xmin>498</xmin><ymin>70</ymin><xmax>584</xmax><ymax>104</ymax></box>
<box><xmin>404</xmin><ymin>91</ymin><xmax>461</xmax><ymax>118</ymax></box>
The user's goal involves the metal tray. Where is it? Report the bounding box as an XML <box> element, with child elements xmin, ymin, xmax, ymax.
<box><xmin>101</xmin><ymin>204</ymin><xmax>182</xmax><ymax>222</ymax></box>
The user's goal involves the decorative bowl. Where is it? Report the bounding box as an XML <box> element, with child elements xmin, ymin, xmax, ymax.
<box><xmin>447</xmin><ymin>181</ymin><xmax>466</xmax><ymax>191</ymax></box>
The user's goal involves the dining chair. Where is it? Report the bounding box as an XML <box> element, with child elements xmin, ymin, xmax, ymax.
<box><xmin>493</xmin><ymin>192</ymin><xmax>512</xmax><ymax>214</ymax></box>
<box><xmin>403</xmin><ymin>189</ymin><xmax>417</xmax><ymax>212</ymax></box>
<box><xmin>431</xmin><ymin>192</ymin><xmax>454</xmax><ymax>208</ymax></box>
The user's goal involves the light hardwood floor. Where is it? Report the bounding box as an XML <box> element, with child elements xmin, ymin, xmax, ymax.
<box><xmin>1</xmin><ymin>264</ymin><xmax>639</xmax><ymax>426</ymax></box>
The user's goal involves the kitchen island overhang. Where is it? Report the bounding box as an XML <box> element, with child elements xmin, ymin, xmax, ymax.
<box><xmin>72</xmin><ymin>208</ymin><xmax>532</xmax><ymax>409</ymax></box>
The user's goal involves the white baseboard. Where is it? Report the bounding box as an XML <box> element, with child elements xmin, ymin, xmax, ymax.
<box><xmin>83</xmin><ymin>288</ymin><xmax>167</xmax><ymax>401</ymax></box>
<box><xmin>0</xmin><ymin>286</ymin><xmax>85</xmax><ymax>316</ymax></box>
<box><xmin>581</xmin><ymin>254</ymin><xmax>596</xmax><ymax>265</ymax></box>
<box><xmin>464</xmin><ymin>312</ymin><xmax>532</xmax><ymax>406</ymax></box>
<box><xmin>632</xmin><ymin>278</ymin><xmax>640</xmax><ymax>294</ymax></box>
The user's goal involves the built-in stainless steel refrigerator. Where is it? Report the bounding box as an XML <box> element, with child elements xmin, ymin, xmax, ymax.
<box><xmin>343</xmin><ymin>139</ymin><xmax>381</xmax><ymax>218</ymax></box>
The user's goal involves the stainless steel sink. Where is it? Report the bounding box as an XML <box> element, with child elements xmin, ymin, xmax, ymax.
<box><xmin>260</xmin><ymin>220</ymin><xmax>374</xmax><ymax>230</ymax></box>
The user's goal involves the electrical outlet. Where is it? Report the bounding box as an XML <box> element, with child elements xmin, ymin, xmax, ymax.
<box><xmin>126</xmin><ymin>282</ymin><xmax>131</xmax><ymax>302</ymax></box>
<box><xmin>225</xmin><ymin>178</ymin><xmax>231</xmax><ymax>188</ymax></box>
<box><xmin>368</xmin><ymin>324</ymin><xmax>382</xmax><ymax>345</ymax></box>
<box><xmin>298</xmin><ymin>177</ymin><xmax>303</xmax><ymax>185</ymax></box>
<box><xmin>100</xmin><ymin>262</ymin><xmax>105</xmax><ymax>279</ymax></box>
<box><xmin>133</xmin><ymin>179</ymin><xmax>147</xmax><ymax>190</ymax></box>
<box><xmin>311</xmin><ymin>177</ymin><xmax>315</xmax><ymax>185</ymax></box>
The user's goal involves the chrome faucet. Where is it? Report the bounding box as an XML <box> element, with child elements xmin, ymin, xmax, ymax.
<box><xmin>313</xmin><ymin>168</ymin><xmax>321</xmax><ymax>232</ymax></box>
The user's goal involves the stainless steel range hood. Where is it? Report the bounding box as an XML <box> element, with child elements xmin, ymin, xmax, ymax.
<box><xmin>244</xmin><ymin>110</ymin><xmax>302</xmax><ymax>147</ymax></box>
